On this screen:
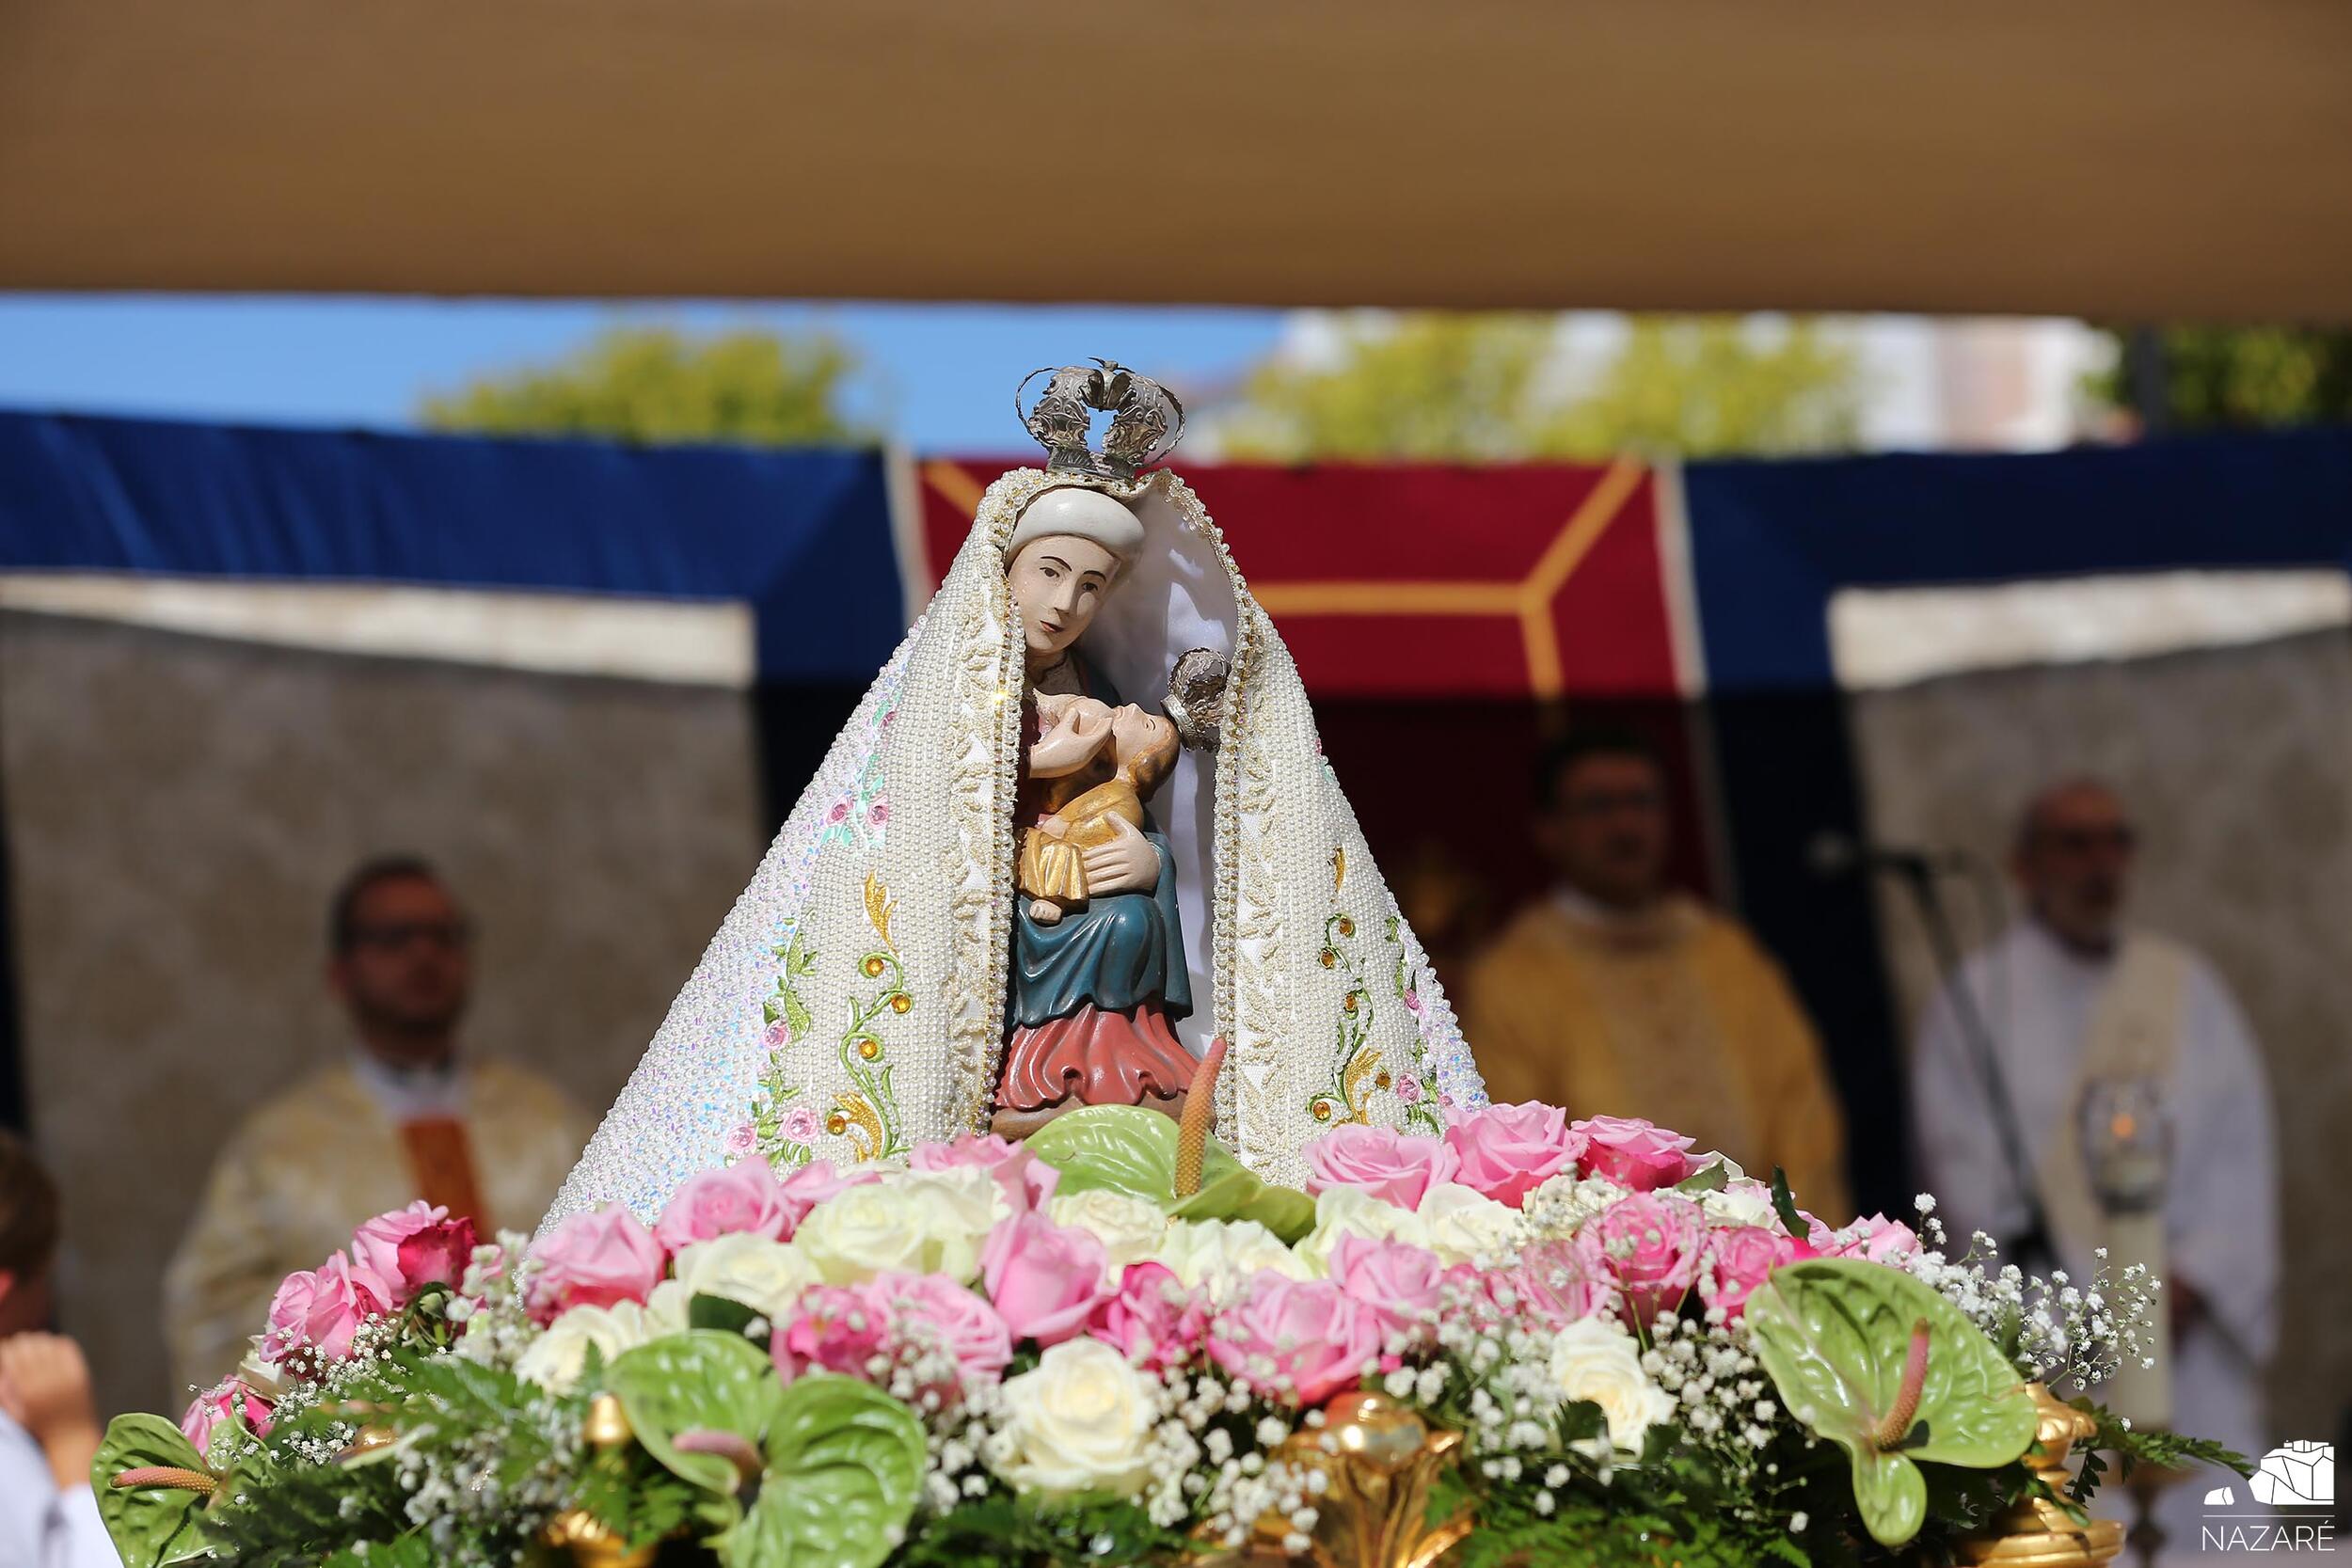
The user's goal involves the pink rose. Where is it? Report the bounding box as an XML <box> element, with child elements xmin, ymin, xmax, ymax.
<box><xmin>775</xmin><ymin>1283</ymin><xmax>888</xmax><ymax>1381</ymax></box>
<box><xmin>180</xmin><ymin>1378</ymin><xmax>273</xmax><ymax>1452</ymax></box>
<box><xmin>1816</xmin><ymin>1213</ymin><xmax>1920</xmax><ymax>1265</ymax></box>
<box><xmin>1304</xmin><ymin>1124</ymin><xmax>1459</xmax><ymax>1211</ymax></box>
<box><xmin>980</xmin><ymin>1212</ymin><xmax>1112</xmax><ymax>1346</ymax></box>
<box><xmin>393</xmin><ymin>1214</ymin><xmax>479</xmax><ymax>1301</ymax></box>
<box><xmin>865</xmin><ymin>1272</ymin><xmax>1012</xmax><ymax>1391</ymax></box>
<box><xmin>265</xmin><ymin>1251</ymin><xmax>389</xmax><ymax>1363</ymax></box>
<box><xmin>1571</xmin><ymin>1115</ymin><xmax>1697</xmax><ymax>1193</ymax></box>
<box><xmin>1444</xmin><ymin>1102</ymin><xmax>1588</xmax><ymax>1208</ymax></box>
<box><xmin>350</xmin><ymin>1202</ymin><xmax>444</xmax><ymax>1294</ymax></box>
<box><xmin>656</xmin><ymin>1162</ymin><xmax>794</xmax><ymax>1252</ymax></box>
<box><xmin>912</xmin><ymin>1133</ymin><xmax>1059</xmax><ymax>1212</ymax></box>
<box><xmin>1493</xmin><ymin>1235</ymin><xmax>1616</xmax><ymax>1327</ymax></box>
<box><xmin>1590</xmin><ymin>1191</ymin><xmax>1707</xmax><ymax>1324</ymax></box>
<box><xmin>774</xmin><ymin>1159</ymin><xmax>881</xmax><ymax>1233</ymax></box>
<box><xmin>1327</xmin><ymin>1235</ymin><xmax>1448</xmax><ymax>1341</ymax></box>
<box><xmin>527</xmin><ymin>1205</ymin><xmax>665</xmax><ymax>1322</ymax></box>
<box><xmin>1088</xmin><ymin>1262</ymin><xmax>1209</xmax><ymax>1372</ymax></box>
<box><xmin>1209</xmin><ymin>1274</ymin><xmax>1382</xmax><ymax>1407</ymax></box>
<box><xmin>1699</xmin><ymin>1226</ymin><xmax>1804</xmax><ymax>1322</ymax></box>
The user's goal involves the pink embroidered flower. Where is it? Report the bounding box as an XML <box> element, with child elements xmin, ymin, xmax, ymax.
<box><xmin>1402</xmin><ymin>989</ymin><xmax>1423</xmax><ymax>1015</ymax></box>
<box><xmin>778</xmin><ymin>1107</ymin><xmax>825</xmax><ymax>1148</ymax></box>
<box><xmin>1444</xmin><ymin>1102</ymin><xmax>1587</xmax><ymax>1208</ymax></box>
<box><xmin>1395</xmin><ymin>1076</ymin><xmax>1423</xmax><ymax>1105</ymax></box>
<box><xmin>980</xmin><ymin>1212</ymin><xmax>1113</xmax><ymax>1346</ymax></box>
<box><xmin>828</xmin><ymin>800</ymin><xmax>850</xmax><ymax>823</ymax></box>
<box><xmin>774</xmin><ymin>1283</ymin><xmax>887</xmax><ymax>1381</ymax></box>
<box><xmin>1305</xmin><ymin>1123</ymin><xmax>1458</xmax><ymax>1211</ymax></box>
<box><xmin>723</xmin><ymin>1122</ymin><xmax>759</xmax><ymax>1160</ymax></box>
<box><xmin>1326</xmin><ymin>1234</ymin><xmax>1448</xmax><ymax>1340</ymax></box>
<box><xmin>867</xmin><ymin>800</ymin><xmax>891</xmax><ymax>828</ymax></box>
<box><xmin>775</xmin><ymin>1158</ymin><xmax>880</xmax><ymax>1231</ymax></box>
<box><xmin>350</xmin><ymin>1203</ymin><xmax>474</xmax><ymax>1305</ymax></box>
<box><xmin>265</xmin><ymin>1252</ymin><xmax>389</xmax><ymax>1363</ymax></box>
<box><xmin>527</xmin><ymin>1206</ymin><xmax>665</xmax><ymax>1322</ymax></box>
<box><xmin>1210</xmin><ymin>1274</ymin><xmax>1382</xmax><ymax>1407</ymax></box>
<box><xmin>1496</xmin><ymin>1235</ymin><xmax>1617</xmax><ymax>1327</ymax></box>
<box><xmin>913</xmin><ymin>1133</ymin><xmax>1059</xmax><ymax>1212</ymax></box>
<box><xmin>1590</xmin><ymin>1191</ymin><xmax>1708</xmax><ymax>1324</ymax></box>
<box><xmin>1699</xmin><ymin>1226</ymin><xmax>1803</xmax><ymax>1322</ymax></box>
<box><xmin>1571</xmin><ymin>1115</ymin><xmax>1697</xmax><ymax>1193</ymax></box>
<box><xmin>180</xmin><ymin>1378</ymin><xmax>273</xmax><ymax>1452</ymax></box>
<box><xmin>865</xmin><ymin>1271</ymin><xmax>1011</xmax><ymax>1391</ymax></box>
<box><xmin>763</xmin><ymin>1020</ymin><xmax>792</xmax><ymax>1050</ymax></box>
<box><xmin>1088</xmin><ymin>1262</ymin><xmax>1208</xmax><ymax>1372</ymax></box>
<box><xmin>656</xmin><ymin>1162</ymin><xmax>795</xmax><ymax>1252</ymax></box>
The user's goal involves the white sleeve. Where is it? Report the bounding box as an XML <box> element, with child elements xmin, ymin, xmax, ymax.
<box><xmin>2166</xmin><ymin>966</ymin><xmax>2280</xmax><ymax>1366</ymax></box>
<box><xmin>50</xmin><ymin>1488</ymin><xmax>123</xmax><ymax>1568</ymax></box>
<box><xmin>1910</xmin><ymin>968</ymin><xmax>2031</xmax><ymax>1250</ymax></box>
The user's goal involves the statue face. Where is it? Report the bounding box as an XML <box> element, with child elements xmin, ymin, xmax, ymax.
<box><xmin>1008</xmin><ymin>533</ymin><xmax>1122</xmax><ymax>665</ymax></box>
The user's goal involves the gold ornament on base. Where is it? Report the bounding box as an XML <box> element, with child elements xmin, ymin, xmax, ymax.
<box><xmin>544</xmin><ymin>1394</ymin><xmax>660</xmax><ymax>1568</ymax></box>
<box><xmin>1206</xmin><ymin>1391</ymin><xmax>1474</xmax><ymax>1568</ymax></box>
<box><xmin>1956</xmin><ymin>1384</ymin><xmax>2126</xmax><ymax>1568</ymax></box>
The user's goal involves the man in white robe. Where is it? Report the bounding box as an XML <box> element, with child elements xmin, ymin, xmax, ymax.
<box><xmin>1912</xmin><ymin>779</ymin><xmax>2278</xmax><ymax>1546</ymax></box>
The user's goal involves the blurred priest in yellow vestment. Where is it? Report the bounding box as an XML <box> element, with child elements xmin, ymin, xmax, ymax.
<box><xmin>1463</xmin><ymin>731</ymin><xmax>1851</xmax><ymax>1219</ymax></box>
<box><xmin>165</xmin><ymin>858</ymin><xmax>591</xmax><ymax>1394</ymax></box>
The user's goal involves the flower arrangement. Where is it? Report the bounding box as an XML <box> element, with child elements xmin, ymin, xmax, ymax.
<box><xmin>98</xmin><ymin>1103</ymin><xmax>2243</xmax><ymax>1568</ymax></box>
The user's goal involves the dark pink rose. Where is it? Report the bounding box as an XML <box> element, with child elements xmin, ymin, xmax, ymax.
<box><xmin>656</xmin><ymin>1162</ymin><xmax>794</xmax><ymax>1252</ymax></box>
<box><xmin>1591</xmin><ymin>1191</ymin><xmax>1707</xmax><ymax>1324</ymax></box>
<box><xmin>1088</xmin><ymin>1262</ymin><xmax>1209</xmax><ymax>1372</ymax></box>
<box><xmin>1699</xmin><ymin>1226</ymin><xmax>1804</xmax><ymax>1322</ymax></box>
<box><xmin>912</xmin><ymin>1133</ymin><xmax>1059</xmax><ymax>1212</ymax></box>
<box><xmin>865</xmin><ymin>1271</ymin><xmax>1012</xmax><ymax>1391</ymax></box>
<box><xmin>180</xmin><ymin>1378</ymin><xmax>273</xmax><ymax>1452</ymax></box>
<box><xmin>980</xmin><ymin>1212</ymin><xmax>1113</xmax><ymax>1346</ymax></box>
<box><xmin>1493</xmin><ymin>1234</ymin><xmax>1617</xmax><ymax>1327</ymax></box>
<box><xmin>1444</xmin><ymin>1102</ymin><xmax>1588</xmax><ymax>1208</ymax></box>
<box><xmin>350</xmin><ymin>1202</ymin><xmax>447</xmax><ymax>1300</ymax></box>
<box><xmin>1327</xmin><ymin>1234</ymin><xmax>1448</xmax><ymax>1341</ymax></box>
<box><xmin>527</xmin><ymin>1205</ymin><xmax>665</xmax><ymax>1323</ymax></box>
<box><xmin>265</xmin><ymin>1251</ymin><xmax>389</xmax><ymax>1363</ymax></box>
<box><xmin>1304</xmin><ymin>1124</ymin><xmax>1459</xmax><ymax>1211</ymax></box>
<box><xmin>774</xmin><ymin>1283</ymin><xmax>887</xmax><ymax>1381</ymax></box>
<box><xmin>774</xmin><ymin>1159</ymin><xmax>882</xmax><ymax>1234</ymax></box>
<box><xmin>1571</xmin><ymin>1115</ymin><xmax>1697</xmax><ymax>1192</ymax></box>
<box><xmin>392</xmin><ymin>1214</ymin><xmax>479</xmax><ymax>1300</ymax></box>
<box><xmin>1208</xmin><ymin>1274</ymin><xmax>1382</xmax><ymax>1407</ymax></box>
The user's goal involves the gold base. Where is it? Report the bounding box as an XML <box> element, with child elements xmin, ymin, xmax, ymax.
<box><xmin>1955</xmin><ymin>1385</ymin><xmax>2126</xmax><ymax>1568</ymax></box>
<box><xmin>1202</xmin><ymin>1392</ymin><xmax>1474</xmax><ymax>1568</ymax></box>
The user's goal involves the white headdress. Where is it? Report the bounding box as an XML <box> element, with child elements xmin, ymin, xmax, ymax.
<box><xmin>547</xmin><ymin>396</ymin><xmax>1486</xmax><ymax>1227</ymax></box>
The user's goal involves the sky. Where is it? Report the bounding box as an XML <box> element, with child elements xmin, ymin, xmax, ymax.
<box><xmin>0</xmin><ymin>294</ymin><xmax>1289</xmax><ymax>451</ymax></box>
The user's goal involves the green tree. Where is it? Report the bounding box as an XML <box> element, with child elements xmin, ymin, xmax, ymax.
<box><xmin>1216</xmin><ymin>313</ymin><xmax>1862</xmax><ymax>462</ymax></box>
<box><xmin>420</xmin><ymin>326</ymin><xmax>871</xmax><ymax>445</ymax></box>
<box><xmin>2094</xmin><ymin>326</ymin><xmax>2352</xmax><ymax>431</ymax></box>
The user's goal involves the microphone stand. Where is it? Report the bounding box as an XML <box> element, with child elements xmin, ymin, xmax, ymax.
<box><xmin>1882</xmin><ymin>857</ymin><xmax>2054</xmax><ymax>1271</ymax></box>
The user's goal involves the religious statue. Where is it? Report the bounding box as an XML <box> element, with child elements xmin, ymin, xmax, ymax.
<box><xmin>547</xmin><ymin>361</ymin><xmax>1487</xmax><ymax>1226</ymax></box>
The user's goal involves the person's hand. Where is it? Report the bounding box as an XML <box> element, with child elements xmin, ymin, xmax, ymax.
<box><xmin>1028</xmin><ymin>705</ymin><xmax>1112</xmax><ymax>777</ymax></box>
<box><xmin>0</xmin><ymin>1333</ymin><xmax>103</xmax><ymax>1492</ymax></box>
<box><xmin>1081</xmin><ymin>816</ymin><xmax>1162</xmax><ymax>895</ymax></box>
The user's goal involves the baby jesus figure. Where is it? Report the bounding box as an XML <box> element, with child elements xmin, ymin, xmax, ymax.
<box><xmin>1018</xmin><ymin>691</ymin><xmax>1183</xmax><ymax>926</ymax></box>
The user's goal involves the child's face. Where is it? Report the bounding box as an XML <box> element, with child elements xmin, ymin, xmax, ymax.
<box><xmin>1109</xmin><ymin>704</ymin><xmax>1178</xmax><ymax>765</ymax></box>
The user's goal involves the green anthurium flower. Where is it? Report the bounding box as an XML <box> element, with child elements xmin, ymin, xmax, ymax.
<box><xmin>90</xmin><ymin>1414</ymin><xmax>216</xmax><ymax>1568</ymax></box>
<box><xmin>1745</xmin><ymin>1259</ymin><xmax>2039</xmax><ymax>1548</ymax></box>
<box><xmin>1028</xmin><ymin>1103</ymin><xmax>1316</xmax><ymax>1243</ymax></box>
<box><xmin>723</xmin><ymin>1374</ymin><xmax>927</xmax><ymax>1568</ymax></box>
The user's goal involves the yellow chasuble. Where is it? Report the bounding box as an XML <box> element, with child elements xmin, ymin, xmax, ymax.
<box><xmin>1462</xmin><ymin>892</ymin><xmax>1851</xmax><ymax>1221</ymax></box>
<box><xmin>164</xmin><ymin>1060</ymin><xmax>592</xmax><ymax>1394</ymax></box>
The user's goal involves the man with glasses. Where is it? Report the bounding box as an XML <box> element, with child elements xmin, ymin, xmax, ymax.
<box><xmin>1911</xmin><ymin>779</ymin><xmax>2276</xmax><ymax>1544</ymax></box>
<box><xmin>163</xmin><ymin>857</ymin><xmax>590</xmax><ymax>1394</ymax></box>
<box><xmin>1462</xmin><ymin>729</ymin><xmax>1851</xmax><ymax>1218</ymax></box>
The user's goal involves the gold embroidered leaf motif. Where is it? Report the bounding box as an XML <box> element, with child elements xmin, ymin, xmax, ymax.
<box><xmin>834</xmin><ymin>1093</ymin><xmax>884</xmax><ymax>1162</ymax></box>
<box><xmin>863</xmin><ymin>871</ymin><xmax>896</xmax><ymax>952</ymax></box>
<box><xmin>1342</xmin><ymin>1045</ymin><xmax>1384</xmax><ymax>1122</ymax></box>
<box><xmin>1331</xmin><ymin>846</ymin><xmax>1346</xmax><ymax>895</ymax></box>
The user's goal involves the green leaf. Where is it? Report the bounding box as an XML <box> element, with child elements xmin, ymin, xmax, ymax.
<box><xmin>90</xmin><ymin>1415</ymin><xmax>215</xmax><ymax>1568</ymax></box>
<box><xmin>724</xmin><ymin>1374</ymin><xmax>926</xmax><ymax>1568</ymax></box>
<box><xmin>609</xmin><ymin>1330</ymin><xmax>781</xmax><ymax>1500</ymax></box>
<box><xmin>1025</xmin><ymin>1103</ymin><xmax>1245</xmax><ymax>1205</ymax></box>
<box><xmin>1233</xmin><ymin>1182</ymin><xmax>1318</xmax><ymax>1243</ymax></box>
<box><xmin>1769</xmin><ymin>1166</ymin><xmax>1805</xmax><ymax>1234</ymax></box>
<box><xmin>691</xmin><ymin>1291</ymin><xmax>767</xmax><ymax>1338</ymax></box>
<box><xmin>1744</xmin><ymin>1259</ymin><xmax>2038</xmax><ymax>1548</ymax></box>
<box><xmin>1675</xmin><ymin>1161</ymin><xmax>1731</xmax><ymax>1196</ymax></box>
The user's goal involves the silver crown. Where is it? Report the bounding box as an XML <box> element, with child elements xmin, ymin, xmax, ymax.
<box><xmin>1163</xmin><ymin>647</ymin><xmax>1231</xmax><ymax>752</ymax></box>
<box><xmin>1015</xmin><ymin>359</ymin><xmax>1186</xmax><ymax>480</ymax></box>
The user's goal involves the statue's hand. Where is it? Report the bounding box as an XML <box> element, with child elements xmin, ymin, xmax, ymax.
<box><xmin>1081</xmin><ymin>816</ymin><xmax>1161</xmax><ymax>895</ymax></box>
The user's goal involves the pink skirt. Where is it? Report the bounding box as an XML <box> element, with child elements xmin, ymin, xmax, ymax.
<box><xmin>996</xmin><ymin>1003</ymin><xmax>1195</xmax><ymax>1112</ymax></box>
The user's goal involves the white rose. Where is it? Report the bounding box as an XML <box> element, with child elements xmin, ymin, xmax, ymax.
<box><xmin>1415</xmin><ymin>1181</ymin><xmax>1522</xmax><ymax>1266</ymax></box>
<box><xmin>797</xmin><ymin>1167</ymin><xmax>1004</xmax><ymax>1284</ymax></box>
<box><xmin>1048</xmin><ymin>1190</ymin><xmax>1169</xmax><ymax>1269</ymax></box>
<box><xmin>1549</xmin><ymin>1317</ymin><xmax>1674</xmax><ymax>1453</ymax></box>
<box><xmin>1295</xmin><ymin>1185</ymin><xmax>1429</xmax><ymax>1276</ymax></box>
<box><xmin>993</xmin><ymin>1338</ymin><xmax>1159</xmax><ymax>1497</ymax></box>
<box><xmin>1699</xmin><ymin>1179</ymin><xmax>1781</xmax><ymax>1234</ymax></box>
<box><xmin>515</xmin><ymin>1284</ymin><xmax>694</xmax><ymax>1392</ymax></box>
<box><xmin>673</xmin><ymin>1233</ymin><xmax>821</xmax><ymax>1319</ymax></box>
<box><xmin>1153</xmin><ymin>1218</ymin><xmax>1308</xmax><ymax>1300</ymax></box>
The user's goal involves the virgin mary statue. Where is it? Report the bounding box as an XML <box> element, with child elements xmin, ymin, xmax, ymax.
<box><xmin>548</xmin><ymin>363</ymin><xmax>1486</xmax><ymax>1224</ymax></box>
